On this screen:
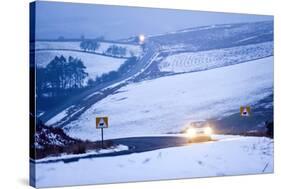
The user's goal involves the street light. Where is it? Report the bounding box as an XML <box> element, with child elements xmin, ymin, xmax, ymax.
<box><xmin>138</xmin><ymin>34</ymin><xmax>145</xmax><ymax>44</ymax></box>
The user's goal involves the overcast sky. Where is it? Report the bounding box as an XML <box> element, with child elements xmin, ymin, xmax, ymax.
<box><xmin>34</xmin><ymin>1</ymin><xmax>273</xmax><ymax>40</ymax></box>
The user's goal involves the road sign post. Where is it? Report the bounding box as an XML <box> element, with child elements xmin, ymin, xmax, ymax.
<box><xmin>101</xmin><ymin>128</ymin><xmax>104</xmax><ymax>148</ymax></box>
<box><xmin>96</xmin><ymin>117</ymin><xmax>109</xmax><ymax>149</ymax></box>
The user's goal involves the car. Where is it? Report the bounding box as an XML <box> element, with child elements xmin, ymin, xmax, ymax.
<box><xmin>185</xmin><ymin>121</ymin><xmax>213</xmax><ymax>143</ymax></box>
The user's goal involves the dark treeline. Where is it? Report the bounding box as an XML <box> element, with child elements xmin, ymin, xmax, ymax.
<box><xmin>36</xmin><ymin>55</ymin><xmax>88</xmax><ymax>98</ymax></box>
<box><xmin>94</xmin><ymin>56</ymin><xmax>138</xmax><ymax>84</ymax></box>
<box><xmin>105</xmin><ymin>45</ymin><xmax>127</xmax><ymax>57</ymax></box>
<box><xmin>80</xmin><ymin>39</ymin><xmax>100</xmax><ymax>52</ymax></box>
<box><xmin>37</xmin><ymin>55</ymin><xmax>138</xmax><ymax>111</ymax></box>
<box><xmin>80</xmin><ymin>38</ymin><xmax>129</xmax><ymax>57</ymax></box>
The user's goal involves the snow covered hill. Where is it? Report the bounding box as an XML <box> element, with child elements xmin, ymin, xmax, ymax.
<box><xmin>35</xmin><ymin>41</ymin><xmax>143</xmax><ymax>58</ymax></box>
<box><xmin>34</xmin><ymin>135</ymin><xmax>273</xmax><ymax>187</ymax></box>
<box><xmin>32</xmin><ymin>20</ymin><xmax>274</xmax><ymax>188</ymax></box>
<box><xmin>35</xmin><ymin>50</ymin><xmax>127</xmax><ymax>80</ymax></box>
<box><xmin>34</xmin><ymin>40</ymin><xmax>143</xmax><ymax>82</ymax></box>
<box><xmin>63</xmin><ymin>57</ymin><xmax>273</xmax><ymax>141</ymax></box>
<box><xmin>150</xmin><ymin>21</ymin><xmax>273</xmax><ymax>51</ymax></box>
<box><xmin>39</xmin><ymin>21</ymin><xmax>273</xmax><ymax>142</ymax></box>
<box><xmin>158</xmin><ymin>42</ymin><xmax>273</xmax><ymax>74</ymax></box>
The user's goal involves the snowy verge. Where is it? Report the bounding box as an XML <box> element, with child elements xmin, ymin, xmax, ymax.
<box><xmin>35</xmin><ymin>135</ymin><xmax>273</xmax><ymax>187</ymax></box>
<box><xmin>35</xmin><ymin>144</ymin><xmax>129</xmax><ymax>163</ymax></box>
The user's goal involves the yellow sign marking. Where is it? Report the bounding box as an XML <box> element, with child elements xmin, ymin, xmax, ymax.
<box><xmin>96</xmin><ymin>117</ymin><xmax>109</xmax><ymax>128</ymax></box>
<box><xmin>240</xmin><ymin>106</ymin><xmax>251</xmax><ymax>117</ymax></box>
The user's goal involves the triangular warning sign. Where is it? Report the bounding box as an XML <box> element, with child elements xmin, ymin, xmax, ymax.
<box><xmin>242</xmin><ymin>108</ymin><xmax>249</xmax><ymax>116</ymax></box>
<box><xmin>96</xmin><ymin>117</ymin><xmax>109</xmax><ymax>128</ymax></box>
<box><xmin>99</xmin><ymin>118</ymin><xmax>105</xmax><ymax>127</ymax></box>
<box><xmin>240</xmin><ymin>106</ymin><xmax>250</xmax><ymax>117</ymax></box>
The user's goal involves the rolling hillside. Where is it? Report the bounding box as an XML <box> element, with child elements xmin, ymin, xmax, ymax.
<box><xmin>150</xmin><ymin>21</ymin><xmax>273</xmax><ymax>51</ymax></box>
<box><xmin>158</xmin><ymin>42</ymin><xmax>273</xmax><ymax>74</ymax></box>
<box><xmin>64</xmin><ymin>57</ymin><xmax>273</xmax><ymax>141</ymax></box>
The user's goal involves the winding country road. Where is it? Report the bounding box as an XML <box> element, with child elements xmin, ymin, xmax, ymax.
<box><xmin>34</xmin><ymin>135</ymin><xmax>200</xmax><ymax>164</ymax></box>
<box><xmin>39</xmin><ymin>42</ymin><xmax>160</xmax><ymax>127</ymax></box>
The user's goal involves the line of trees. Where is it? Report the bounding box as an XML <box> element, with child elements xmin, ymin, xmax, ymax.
<box><xmin>105</xmin><ymin>45</ymin><xmax>127</xmax><ymax>57</ymax></box>
<box><xmin>80</xmin><ymin>39</ymin><xmax>129</xmax><ymax>57</ymax></box>
<box><xmin>37</xmin><ymin>55</ymin><xmax>138</xmax><ymax>101</ymax></box>
<box><xmin>94</xmin><ymin>56</ymin><xmax>138</xmax><ymax>84</ymax></box>
<box><xmin>36</xmin><ymin>55</ymin><xmax>88</xmax><ymax>98</ymax></box>
<box><xmin>80</xmin><ymin>39</ymin><xmax>100</xmax><ymax>52</ymax></box>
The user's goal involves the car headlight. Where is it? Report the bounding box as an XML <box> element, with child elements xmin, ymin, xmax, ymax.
<box><xmin>186</xmin><ymin>128</ymin><xmax>196</xmax><ymax>138</ymax></box>
<box><xmin>204</xmin><ymin>127</ymin><xmax>213</xmax><ymax>135</ymax></box>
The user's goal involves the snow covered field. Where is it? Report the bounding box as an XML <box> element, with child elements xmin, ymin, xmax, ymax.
<box><xmin>35</xmin><ymin>41</ymin><xmax>143</xmax><ymax>57</ymax></box>
<box><xmin>45</xmin><ymin>106</ymin><xmax>74</xmax><ymax>125</ymax></box>
<box><xmin>34</xmin><ymin>135</ymin><xmax>273</xmax><ymax>188</ymax></box>
<box><xmin>159</xmin><ymin>42</ymin><xmax>273</xmax><ymax>73</ymax></box>
<box><xmin>35</xmin><ymin>50</ymin><xmax>127</xmax><ymax>79</ymax></box>
<box><xmin>35</xmin><ymin>41</ymin><xmax>81</xmax><ymax>51</ymax></box>
<box><xmin>64</xmin><ymin>57</ymin><xmax>273</xmax><ymax>141</ymax></box>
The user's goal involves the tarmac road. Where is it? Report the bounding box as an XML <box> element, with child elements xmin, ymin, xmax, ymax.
<box><xmin>34</xmin><ymin>135</ymin><xmax>214</xmax><ymax>164</ymax></box>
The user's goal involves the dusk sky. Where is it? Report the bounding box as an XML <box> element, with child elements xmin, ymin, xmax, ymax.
<box><xmin>34</xmin><ymin>1</ymin><xmax>273</xmax><ymax>40</ymax></box>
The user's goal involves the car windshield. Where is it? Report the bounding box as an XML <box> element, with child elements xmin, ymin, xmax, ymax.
<box><xmin>190</xmin><ymin>121</ymin><xmax>207</xmax><ymax>128</ymax></box>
